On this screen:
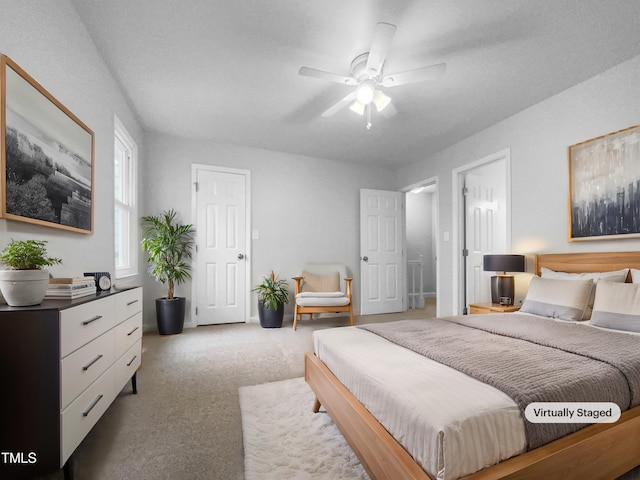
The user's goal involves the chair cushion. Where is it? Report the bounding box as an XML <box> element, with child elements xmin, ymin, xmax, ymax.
<box><xmin>297</xmin><ymin>292</ymin><xmax>344</xmax><ymax>298</ymax></box>
<box><xmin>301</xmin><ymin>270</ymin><xmax>340</xmax><ymax>292</ymax></box>
<box><xmin>295</xmin><ymin>294</ymin><xmax>350</xmax><ymax>307</ymax></box>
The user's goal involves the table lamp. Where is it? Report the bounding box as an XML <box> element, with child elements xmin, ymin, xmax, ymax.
<box><xmin>483</xmin><ymin>254</ymin><xmax>525</xmax><ymax>306</ymax></box>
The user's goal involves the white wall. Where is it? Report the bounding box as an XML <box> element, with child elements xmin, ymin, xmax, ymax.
<box><xmin>396</xmin><ymin>54</ymin><xmax>640</xmax><ymax>315</ymax></box>
<box><xmin>8</xmin><ymin>1</ymin><xmax>640</xmax><ymax>325</ymax></box>
<box><xmin>0</xmin><ymin>1</ymin><xmax>144</xmax><ymax>284</ymax></box>
<box><xmin>142</xmin><ymin>132</ymin><xmax>396</xmax><ymax>329</ymax></box>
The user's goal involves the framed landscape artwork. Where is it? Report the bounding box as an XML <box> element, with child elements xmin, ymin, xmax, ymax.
<box><xmin>1</xmin><ymin>55</ymin><xmax>94</xmax><ymax>234</ymax></box>
<box><xmin>568</xmin><ymin>125</ymin><xmax>640</xmax><ymax>241</ymax></box>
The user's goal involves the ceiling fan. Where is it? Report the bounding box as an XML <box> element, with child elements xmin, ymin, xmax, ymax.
<box><xmin>299</xmin><ymin>22</ymin><xmax>446</xmax><ymax>129</ymax></box>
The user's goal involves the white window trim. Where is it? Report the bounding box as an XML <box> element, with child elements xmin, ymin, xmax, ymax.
<box><xmin>114</xmin><ymin>115</ymin><xmax>138</xmax><ymax>279</ymax></box>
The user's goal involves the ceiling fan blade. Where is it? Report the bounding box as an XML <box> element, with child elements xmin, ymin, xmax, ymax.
<box><xmin>299</xmin><ymin>66</ymin><xmax>358</xmax><ymax>86</ymax></box>
<box><xmin>321</xmin><ymin>91</ymin><xmax>357</xmax><ymax>117</ymax></box>
<box><xmin>365</xmin><ymin>22</ymin><xmax>397</xmax><ymax>75</ymax></box>
<box><xmin>381</xmin><ymin>63</ymin><xmax>446</xmax><ymax>87</ymax></box>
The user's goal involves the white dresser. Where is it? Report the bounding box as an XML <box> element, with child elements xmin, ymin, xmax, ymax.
<box><xmin>0</xmin><ymin>287</ymin><xmax>142</xmax><ymax>480</ymax></box>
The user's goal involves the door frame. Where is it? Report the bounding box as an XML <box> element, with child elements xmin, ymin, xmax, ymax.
<box><xmin>451</xmin><ymin>149</ymin><xmax>511</xmax><ymax>315</ymax></box>
<box><xmin>190</xmin><ymin>163</ymin><xmax>252</xmax><ymax>327</ymax></box>
<box><xmin>400</xmin><ymin>176</ymin><xmax>440</xmax><ymax>316</ymax></box>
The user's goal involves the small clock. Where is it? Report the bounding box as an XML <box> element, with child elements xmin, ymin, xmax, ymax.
<box><xmin>84</xmin><ymin>271</ymin><xmax>112</xmax><ymax>292</ymax></box>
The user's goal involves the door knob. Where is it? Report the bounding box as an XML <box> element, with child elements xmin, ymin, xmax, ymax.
<box><xmin>238</xmin><ymin>254</ymin><xmax>244</xmax><ymax>260</ymax></box>
<box><xmin>362</xmin><ymin>256</ymin><xmax>368</xmax><ymax>262</ymax></box>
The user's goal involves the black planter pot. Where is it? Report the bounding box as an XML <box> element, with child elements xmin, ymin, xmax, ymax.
<box><xmin>258</xmin><ymin>300</ymin><xmax>284</xmax><ymax>328</ymax></box>
<box><xmin>156</xmin><ymin>297</ymin><xmax>186</xmax><ymax>335</ymax></box>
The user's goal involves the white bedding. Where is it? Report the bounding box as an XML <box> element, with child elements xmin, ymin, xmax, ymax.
<box><xmin>313</xmin><ymin>326</ymin><xmax>527</xmax><ymax>480</ymax></box>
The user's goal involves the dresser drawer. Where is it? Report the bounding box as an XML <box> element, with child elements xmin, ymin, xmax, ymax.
<box><xmin>115</xmin><ymin>312</ymin><xmax>142</xmax><ymax>359</ymax></box>
<box><xmin>116</xmin><ymin>287</ymin><xmax>143</xmax><ymax>323</ymax></box>
<box><xmin>61</xmin><ymin>296</ymin><xmax>116</xmax><ymax>357</ymax></box>
<box><xmin>61</xmin><ymin>365</ymin><xmax>116</xmax><ymax>465</ymax></box>
<box><xmin>61</xmin><ymin>329</ymin><xmax>115</xmax><ymax>409</ymax></box>
<box><xmin>115</xmin><ymin>339</ymin><xmax>141</xmax><ymax>393</ymax></box>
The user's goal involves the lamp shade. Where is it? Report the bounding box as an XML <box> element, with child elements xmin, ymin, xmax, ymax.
<box><xmin>483</xmin><ymin>254</ymin><xmax>525</xmax><ymax>273</ymax></box>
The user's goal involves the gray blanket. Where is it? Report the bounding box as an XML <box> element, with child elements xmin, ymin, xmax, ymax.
<box><xmin>360</xmin><ymin>314</ymin><xmax>640</xmax><ymax>449</ymax></box>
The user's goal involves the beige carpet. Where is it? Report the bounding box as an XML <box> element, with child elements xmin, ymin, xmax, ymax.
<box><xmin>239</xmin><ymin>377</ymin><xmax>368</xmax><ymax>480</ymax></box>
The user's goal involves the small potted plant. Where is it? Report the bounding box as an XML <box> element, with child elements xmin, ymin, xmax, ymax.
<box><xmin>0</xmin><ymin>239</ymin><xmax>61</xmax><ymax>306</ymax></box>
<box><xmin>253</xmin><ymin>271</ymin><xmax>289</xmax><ymax>328</ymax></box>
<box><xmin>141</xmin><ymin>209</ymin><xmax>195</xmax><ymax>335</ymax></box>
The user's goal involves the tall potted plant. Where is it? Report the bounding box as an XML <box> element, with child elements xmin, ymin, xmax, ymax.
<box><xmin>0</xmin><ymin>239</ymin><xmax>61</xmax><ymax>306</ymax></box>
<box><xmin>253</xmin><ymin>271</ymin><xmax>289</xmax><ymax>328</ymax></box>
<box><xmin>141</xmin><ymin>209</ymin><xmax>195</xmax><ymax>335</ymax></box>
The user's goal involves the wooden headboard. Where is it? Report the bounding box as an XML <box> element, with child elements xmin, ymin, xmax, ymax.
<box><xmin>534</xmin><ymin>251</ymin><xmax>640</xmax><ymax>281</ymax></box>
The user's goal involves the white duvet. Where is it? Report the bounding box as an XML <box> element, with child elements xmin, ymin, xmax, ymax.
<box><xmin>314</xmin><ymin>326</ymin><xmax>527</xmax><ymax>480</ymax></box>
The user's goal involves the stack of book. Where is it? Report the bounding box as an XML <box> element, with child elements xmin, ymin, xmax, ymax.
<box><xmin>45</xmin><ymin>277</ymin><xmax>97</xmax><ymax>299</ymax></box>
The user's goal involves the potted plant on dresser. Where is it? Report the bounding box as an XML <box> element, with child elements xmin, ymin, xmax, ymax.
<box><xmin>253</xmin><ymin>271</ymin><xmax>289</xmax><ymax>328</ymax></box>
<box><xmin>0</xmin><ymin>239</ymin><xmax>61</xmax><ymax>306</ymax></box>
<box><xmin>141</xmin><ymin>209</ymin><xmax>195</xmax><ymax>335</ymax></box>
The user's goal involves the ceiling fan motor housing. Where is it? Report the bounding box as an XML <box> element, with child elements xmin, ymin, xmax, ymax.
<box><xmin>351</xmin><ymin>53</ymin><xmax>379</xmax><ymax>82</ymax></box>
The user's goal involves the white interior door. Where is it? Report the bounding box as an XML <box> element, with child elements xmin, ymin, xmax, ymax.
<box><xmin>360</xmin><ymin>189</ymin><xmax>403</xmax><ymax>315</ymax></box>
<box><xmin>193</xmin><ymin>166</ymin><xmax>249</xmax><ymax>325</ymax></box>
<box><xmin>464</xmin><ymin>163</ymin><xmax>507</xmax><ymax>307</ymax></box>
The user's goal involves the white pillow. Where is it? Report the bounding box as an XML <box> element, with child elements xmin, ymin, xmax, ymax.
<box><xmin>590</xmin><ymin>281</ymin><xmax>640</xmax><ymax>333</ymax></box>
<box><xmin>631</xmin><ymin>269</ymin><xmax>640</xmax><ymax>284</ymax></box>
<box><xmin>520</xmin><ymin>276</ymin><xmax>593</xmax><ymax>321</ymax></box>
<box><xmin>540</xmin><ymin>267</ymin><xmax>629</xmax><ymax>319</ymax></box>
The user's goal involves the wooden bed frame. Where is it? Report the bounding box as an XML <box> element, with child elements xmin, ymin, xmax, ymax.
<box><xmin>305</xmin><ymin>251</ymin><xmax>640</xmax><ymax>480</ymax></box>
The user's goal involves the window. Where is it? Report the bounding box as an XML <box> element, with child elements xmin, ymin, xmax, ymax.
<box><xmin>114</xmin><ymin>115</ymin><xmax>138</xmax><ymax>278</ymax></box>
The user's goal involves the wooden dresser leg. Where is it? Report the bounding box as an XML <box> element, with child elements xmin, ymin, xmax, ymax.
<box><xmin>131</xmin><ymin>372</ymin><xmax>138</xmax><ymax>394</ymax></box>
<box><xmin>312</xmin><ymin>397</ymin><xmax>321</xmax><ymax>413</ymax></box>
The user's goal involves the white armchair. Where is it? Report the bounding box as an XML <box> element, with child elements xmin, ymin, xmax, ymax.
<box><xmin>292</xmin><ymin>263</ymin><xmax>354</xmax><ymax>331</ymax></box>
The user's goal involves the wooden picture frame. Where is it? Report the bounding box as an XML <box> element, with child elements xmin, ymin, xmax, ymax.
<box><xmin>1</xmin><ymin>55</ymin><xmax>94</xmax><ymax>234</ymax></box>
<box><xmin>568</xmin><ymin>124</ymin><xmax>640</xmax><ymax>242</ymax></box>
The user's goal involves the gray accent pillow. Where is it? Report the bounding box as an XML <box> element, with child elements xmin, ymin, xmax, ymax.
<box><xmin>540</xmin><ymin>267</ymin><xmax>628</xmax><ymax>319</ymax></box>
<box><xmin>520</xmin><ymin>276</ymin><xmax>593</xmax><ymax>321</ymax></box>
<box><xmin>590</xmin><ymin>281</ymin><xmax>640</xmax><ymax>333</ymax></box>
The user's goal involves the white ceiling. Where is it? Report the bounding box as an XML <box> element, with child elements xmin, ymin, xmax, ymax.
<box><xmin>69</xmin><ymin>0</ymin><xmax>640</xmax><ymax>169</ymax></box>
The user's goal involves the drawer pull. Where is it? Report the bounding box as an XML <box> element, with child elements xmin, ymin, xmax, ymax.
<box><xmin>127</xmin><ymin>326</ymin><xmax>140</xmax><ymax>336</ymax></box>
<box><xmin>82</xmin><ymin>354</ymin><xmax>104</xmax><ymax>371</ymax></box>
<box><xmin>126</xmin><ymin>299</ymin><xmax>139</xmax><ymax>306</ymax></box>
<box><xmin>127</xmin><ymin>355</ymin><xmax>138</xmax><ymax>367</ymax></box>
<box><xmin>82</xmin><ymin>394</ymin><xmax>104</xmax><ymax>417</ymax></box>
<box><xmin>82</xmin><ymin>315</ymin><xmax>102</xmax><ymax>326</ymax></box>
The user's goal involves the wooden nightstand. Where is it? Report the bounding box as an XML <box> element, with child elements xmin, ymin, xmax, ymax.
<box><xmin>468</xmin><ymin>303</ymin><xmax>521</xmax><ymax>314</ymax></box>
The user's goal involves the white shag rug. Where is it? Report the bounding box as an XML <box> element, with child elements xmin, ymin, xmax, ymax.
<box><xmin>239</xmin><ymin>377</ymin><xmax>369</xmax><ymax>480</ymax></box>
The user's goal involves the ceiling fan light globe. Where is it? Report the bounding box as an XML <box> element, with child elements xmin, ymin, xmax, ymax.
<box><xmin>349</xmin><ymin>101</ymin><xmax>365</xmax><ymax>116</ymax></box>
<box><xmin>373</xmin><ymin>90</ymin><xmax>391</xmax><ymax>112</ymax></box>
<box><xmin>355</xmin><ymin>81</ymin><xmax>375</xmax><ymax>105</ymax></box>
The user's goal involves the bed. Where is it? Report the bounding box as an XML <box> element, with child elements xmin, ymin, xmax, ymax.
<box><xmin>304</xmin><ymin>252</ymin><xmax>640</xmax><ymax>480</ymax></box>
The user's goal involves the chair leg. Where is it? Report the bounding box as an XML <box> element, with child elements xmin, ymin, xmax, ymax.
<box><xmin>349</xmin><ymin>306</ymin><xmax>354</xmax><ymax>326</ymax></box>
<box><xmin>293</xmin><ymin>304</ymin><xmax>299</xmax><ymax>331</ymax></box>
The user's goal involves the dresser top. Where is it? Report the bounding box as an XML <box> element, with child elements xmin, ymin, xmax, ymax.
<box><xmin>0</xmin><ymin>286</ymin><xmax>141</xmax><ymax>313</ymax></box>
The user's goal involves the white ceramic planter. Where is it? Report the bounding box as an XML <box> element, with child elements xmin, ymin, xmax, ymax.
<box><xmin>0</xmin><ymin>269</ymin><xmax>49</xmax><ymax>306</ymax></box>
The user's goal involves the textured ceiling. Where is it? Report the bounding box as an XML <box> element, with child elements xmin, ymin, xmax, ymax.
<box><xmin>70</xmin><ymin>0</ymin><xmax>640</xmax><ymax>168</ymax></box>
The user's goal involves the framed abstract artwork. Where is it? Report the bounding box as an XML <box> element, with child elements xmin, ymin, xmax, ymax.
<box><xmin>568</xmin><ymin>125</ymin><xmax>640</xmax><ymax>241</ymax></box>
<box><xmin>1</xmin><ymin>55</ymin><xmax>94</xmax><ymax>234</ymax></box>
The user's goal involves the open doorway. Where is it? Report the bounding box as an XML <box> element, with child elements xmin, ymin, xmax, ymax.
<box><xmin>403</xmin><ymin>178</ymin><xmax>438</xmax><ymax>317</ymax></box>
